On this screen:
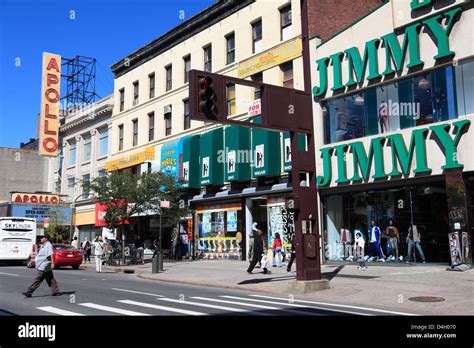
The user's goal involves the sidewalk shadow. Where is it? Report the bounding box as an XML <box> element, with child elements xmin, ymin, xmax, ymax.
<box><xmin>322</xmin><ymin>265</ymin><xmax>344</xmax><ymax>281</ymax></box>
<box><xmin>238</xmin><ymin>275</ymin><xmax>295</xmax><ymax>285</ymax></box>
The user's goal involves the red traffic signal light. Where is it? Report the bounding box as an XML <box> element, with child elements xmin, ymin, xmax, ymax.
<box><xmin>198</xmin><ymin>76</ymin><xmax>217</xmax><ymax>116</ymax></box>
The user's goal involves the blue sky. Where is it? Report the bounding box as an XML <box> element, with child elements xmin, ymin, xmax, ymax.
<box><xmin>0</xmin><ymin>0</ymin><xmax>214</xmax><ymax>148</ymax></box>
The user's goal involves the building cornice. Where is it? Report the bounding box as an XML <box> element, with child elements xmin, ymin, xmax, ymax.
<box><xmin>110</xmin><ymin>0</ymin><xmax>255</xmax><ymax>77</ymax></box>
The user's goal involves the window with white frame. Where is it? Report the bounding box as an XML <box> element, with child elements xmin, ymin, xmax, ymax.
<box><xmin>67</xmin><ymin>177</ymin><xmax>75</xmax><ymax>201</ymax></box>
<box><xmin>133</xmin><ymin>81</ymin><xmax>139</xmax><ymax>106</ymax></box>
<box><xmin>69</xmin><ymin>142</ymin><xmax>76</xmax><ymax>166</ymax></box>
<box><xmin>204</xmin><ymin>45</ymin><xmax>212</xmax><ymax>72</ymax></box>
<box><xmin>99</xmin><ymin>128</ymin><xmax>108</xmax><ymax>157</ymax></box>
<box><xmin>252</xmin><ymin>19</ymin><xmax>262</xmax><ymax>53</ymax></box>
<box><xmin>280</xmin><ymin>5</ymin><xmax>292</xmax><ymax>41</ymax></box>
<box><xmin>82</xmin><ymin>136</ymin><xmax>91</xmax><ymax>162</ymax></box>
<box><xmin>82</xmin><ymin>174</ymin><xmax>90</xmax><ymax>197</ymax></box>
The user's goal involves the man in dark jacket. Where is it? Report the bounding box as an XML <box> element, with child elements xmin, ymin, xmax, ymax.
<box><xmin>247</xmin><ymin>228</ymin><xmax>268</xmax><ymax>274</ymax></box>
<box><xmin>286</xmin><ymin>235</ymin><xmax>296</xmax><ymax>272</ymax></box>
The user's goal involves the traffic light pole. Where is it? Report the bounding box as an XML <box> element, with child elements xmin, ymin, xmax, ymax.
<box><xmin>188</xmin><ymin>0</ymin><xmax>329</xmax><ymax>290</ymax></box>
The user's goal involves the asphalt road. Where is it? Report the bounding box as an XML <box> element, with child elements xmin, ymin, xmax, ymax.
<box><xmin>0</xmin><ymin>263</ymin><xmax>401</xmax><ymax>316</ymax></box>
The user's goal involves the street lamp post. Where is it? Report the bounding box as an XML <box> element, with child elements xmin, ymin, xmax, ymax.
<box><xmin>69</xmin><ymin>192</ymin><xmax>92</xmax><ymax>242</ymax></box>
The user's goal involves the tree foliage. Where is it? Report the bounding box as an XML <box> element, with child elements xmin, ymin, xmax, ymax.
<box><xmin>86</xmin><ymin>171</ymin><xmax>189</xmax><ymax>234</ymax></box>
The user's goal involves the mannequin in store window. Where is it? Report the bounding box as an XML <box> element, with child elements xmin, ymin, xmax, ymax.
<box><xmin>378</xmin><ymin>102</ymin><xmax>389</xmax><ymax>133</ymax></box>
<box><xmin>386</xmin><ymin>220</ymin><xmax>400</xmax><ymax>261</ymax></box>
<box><xmin>340</xmin><ymin>228</ymin><xmax>352</xmax><ymax>259</ymax></box>
<box><xmin>406</xmin><ymin>224</ymin><xmax>426</xmax><ymax>263</ymax></box>
<box><xmin>368</xmin><ymin>220</ymin><xmax>385</xmax><ymax>261</ymax></box>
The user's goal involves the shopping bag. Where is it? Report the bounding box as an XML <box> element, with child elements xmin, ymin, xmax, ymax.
<box><xmin>260</xmin><ymin>255</ymin><xmax>269</xmax><ymax>269</ymax></box>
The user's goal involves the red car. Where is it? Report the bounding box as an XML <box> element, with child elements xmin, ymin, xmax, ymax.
<box><xmin>27</xmin><ymin>244</ymin><xmax>83</xmax><ymax>270</ymax></box>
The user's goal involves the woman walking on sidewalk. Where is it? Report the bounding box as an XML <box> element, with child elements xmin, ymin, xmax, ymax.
<box><xmin>247</xmin><ymin>228</ymin><xmax>268</xmax><ymax>274</ymax></box>
<box><xmin>272</xmin><ymin>233</ymin><xmax>283</xmax><ymax>267</ymax></box>
<box><xmin>92</xmin><ymin>235</ymin><xmax>104</xmax><ymax>273</ymax></box>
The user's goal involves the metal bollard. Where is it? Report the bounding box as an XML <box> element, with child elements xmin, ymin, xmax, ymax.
<box><xmin>152</xmin><ymin>252</ymin><xmax>164</xmax><ymax>273</ymax></box>
<box><xmin>152</xmin><ymin>255</ymin><xmax>160</xmax><ymax>273</ymax></box>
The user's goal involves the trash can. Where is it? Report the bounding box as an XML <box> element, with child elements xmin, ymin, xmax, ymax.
<box><xmin>152</xmin><ymin>253</ymin><xmax>164</xmax><ymax>273</ymax></box>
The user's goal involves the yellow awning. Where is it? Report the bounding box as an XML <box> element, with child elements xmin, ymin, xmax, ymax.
<box><xmin>105</xmin><ymin>146</ymin><xmax>155</xmax><ymax>171</ymax></box>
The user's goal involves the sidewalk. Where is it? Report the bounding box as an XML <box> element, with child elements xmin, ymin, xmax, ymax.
<box><xmin>82</xmin><ymin>259</ymin><xmax>474</xmax><ymax>315</ymax></box>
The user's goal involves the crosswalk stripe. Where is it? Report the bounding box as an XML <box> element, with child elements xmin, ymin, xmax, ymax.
<box><xmin>249</xmin><ymin>294</ymin><xmax>414</xmax><ymax>316</ymax></box>
<box><xmin>111</xmin><ymin>288</ymin><xmax>164</xmax><ymax>297</ymax></box>
<box><xmin>78</xmin><ymin>303</ymin><xmax>151</xmax><ymax>316</ymax></box>
<box><xmin>219</xmin><ymin>296</ymin><xmax>332</xmax><ymax>316</ymax></box>
<box><xmin>191</xmin><ymin>296</ymin><xmax>281</xmax><ymax>311</ymax></box>
<box><xmin>118</xmin><ymin>300</ymin><xmax>208</xmax><ymax>316</ymax></box>
<box><xmin>37</xmin><ymin>306</ymin><xmax>85</xmax><ymax>316</ymax></box>
<box><xmin>157</xmin><ymin>298</ymin><xmax>262</xmax><ymax>314</ymax></box>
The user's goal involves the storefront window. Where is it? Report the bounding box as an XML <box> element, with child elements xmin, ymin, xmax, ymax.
<box><xmin>196</xmin><ymin>203</ymin><xmax>243</xmax><ymax>260</ymax></box>
<box><xmin>325</xmin><ymin>64</ymin><xmax>461</xmax><ymax>144</ymax></box>
<box><xmin>455</xmin><ymin>58</ymin><xmax>474</xmax><ymax>118</ymax></box>
<box><xmin>322</xmin><ymin>183</ymin><xmax>450</xmax><ymax>263</ymax></box>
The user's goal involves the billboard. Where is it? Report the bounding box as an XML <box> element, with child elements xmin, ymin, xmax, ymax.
<box><xmin>11</xmin><ymin>205</ymin><xmax>71</xmax><ymax>224</ymax></box>
<box><xmin>39</xmin><ymin>52</ymin><xmax>61</xmax><ymax>157</ymax></box>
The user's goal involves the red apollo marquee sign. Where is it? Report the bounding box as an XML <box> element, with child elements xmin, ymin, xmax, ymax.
<box><xmin>39</xmin><ymin>52</ymin><xmax>61</xmax><ymax>157</ymax></box>
<box><xmin>11</xmin><ymin>193</ymin><xmax>60</xmax><ymax>205</ymax></box>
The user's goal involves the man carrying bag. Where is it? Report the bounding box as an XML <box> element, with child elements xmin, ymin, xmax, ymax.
<box><xmin>23</xmin><ymin>234</ymin><xmax>60</xmax><ymax>298</ymax></box>
<box><xmin>247</xmin><ymin>226</ymin><xmax>268</xmax><ymax>274</ymax></box>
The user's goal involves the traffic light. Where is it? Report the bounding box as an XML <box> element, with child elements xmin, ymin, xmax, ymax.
<box><xmin>198</xmin><ymin>76</ymin><xmax>217</xmax><ymax>117</ymax></box>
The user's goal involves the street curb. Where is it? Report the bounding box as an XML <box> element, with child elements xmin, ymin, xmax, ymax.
<box><xmin>135</xmin><ymin>272</ymin><xmax>293</xmax><ymax>296</ymax></box>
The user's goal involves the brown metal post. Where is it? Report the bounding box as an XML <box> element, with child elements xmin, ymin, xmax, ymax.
<box><xmin>291</xmin><ymin>0</ymin><xmax>322</xmax><ymax>281</ymax></box>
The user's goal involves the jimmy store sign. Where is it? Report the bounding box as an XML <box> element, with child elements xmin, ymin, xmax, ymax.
<box><xmin>316</xmin><ymin>119</ymin><xmax>471</xmax><ymax>187</ymax></box>
<box><xmin>311</xmin><ymin>0</ymin><xmax>470</xmax><ymax>98</ymax></box>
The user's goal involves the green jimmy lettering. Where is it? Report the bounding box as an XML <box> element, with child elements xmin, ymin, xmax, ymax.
<box><xmin>386</xmin><ymin>128</ymin><xmax>430</xmax><ymax>176</ymax></box>
<box><xmin>312</xmin><ymin>6</ymin><xmax>463</xmax><ymax>97</ymax></box>
<box><xmin>350</xmin><ymin>137</ymin><xmax>386</xmax><ymax>182</ymax></box>
<box><xmin>430</xmin><ymin>119</ymin><xmax>470</xmax><ymax>170</ymax></box>
<box><xmin>381</xmin><ymin>22</ymin><xmax>423</xmax><ymax>75</ymax></box>
<box><xmin>316</xmin><ymin>120</ymin><xmax>470</xmax><ymax>187</ymax></box>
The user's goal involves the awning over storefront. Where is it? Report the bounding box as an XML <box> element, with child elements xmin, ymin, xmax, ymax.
<box><xmin>189</xmin><ymin>182</ymin><xmax>291</xmax><ymax>205</ymax></box>
<box><xmin>105</xmin><ymin>146</ymin><xmax>155</xmax><ymax>171</ymax></box>
<box><xmin>200</xmin><ymin>128</ymin><xmax>224</xmax><ymax>186</ymax></box>
<box><xmin>160</xmin><ymin>137</ymin><xmax>186</xmax><ymax>179</ymax></box>
<box><xmin>251</xmin><ymin>116</ymin><xmax>281</xmax><ymax>178</ymax></box>
<box><xmin>225</xmin><ymin>125</ymin><xmax>251</xmax><ymax>182</ymax></box>
<box><xmin>282</xmin><ymin>132</ymin><xmax>307</xmax><ymax>172</ymax></box>
<box><xmin>182</xmin><ymin>135</ymin><xmax>200</xmax><ymax>188</ymax></box>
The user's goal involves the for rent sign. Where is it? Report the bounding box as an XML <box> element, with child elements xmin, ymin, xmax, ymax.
<box><xmin>39</xmin><ymin>52</ymin><xmax>61</xmax><ymax>157</ymax></box>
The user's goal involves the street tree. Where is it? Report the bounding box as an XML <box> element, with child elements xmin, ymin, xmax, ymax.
<box><xmin>85</xmin><ymin>170</ymin><xmax>189</xmax><ymax>262</ymax></box>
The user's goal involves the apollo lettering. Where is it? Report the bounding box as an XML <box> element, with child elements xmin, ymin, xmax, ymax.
<box><xmin>312</xmin><ymin>6</ymin><xmax>462</xmax><ymax>97</ymax></box>
<box><xmin>12</xmin><ymin>193</ymin><xmax>59</xmax><ymax>205</ymax></box>
<box><xmin>316</xmin><ymin>120</ymin><xmax>470</xmax><ymax>187</ymax></box>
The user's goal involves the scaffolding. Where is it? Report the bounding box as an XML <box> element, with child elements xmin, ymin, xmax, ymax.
<box><xmin>61</xmin><ymin>56</ymin><xmax>100</xmax><ymax>112</ymax></box>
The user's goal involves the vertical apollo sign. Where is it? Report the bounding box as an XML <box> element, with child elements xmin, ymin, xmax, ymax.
<box><xmin>39</xmin><ymin>52</ymin><xmax>61</xmax><ymax>156</ymax></box>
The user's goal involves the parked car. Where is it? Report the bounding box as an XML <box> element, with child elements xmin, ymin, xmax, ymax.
<box><xmin>27</xmin><ymin>243</ymin><xmax>83</xmax><ymax>270</ymax></box>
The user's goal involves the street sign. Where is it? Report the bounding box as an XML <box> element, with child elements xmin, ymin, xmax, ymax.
<box><xmin>160</xmin><ymin>200</ymin><xmax>170</xmax><ymax>208</ymax></box>
<box><xmin>44</xmin><ymin>217</ymin><xmax>49</xmax><ymax>228</ymax></box>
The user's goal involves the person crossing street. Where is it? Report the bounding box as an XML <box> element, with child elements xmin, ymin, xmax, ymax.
<box><xmin>23</xmin><ymin>234</ymin><xmax>60</xmax><ymax>298</ymax></box>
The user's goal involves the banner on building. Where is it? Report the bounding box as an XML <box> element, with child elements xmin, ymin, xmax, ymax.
<box><xmin>11</xmin><ymin>205</ymin><xmax>71</xmax><ymax>224</ymax></box>
<box><xmin>39</xmin><ymin>52</ymin><xmax>61</xmax><ymax>157</ymax></box>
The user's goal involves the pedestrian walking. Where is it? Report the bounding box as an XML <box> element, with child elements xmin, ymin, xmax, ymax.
<box><xmin>247</xmin><ymin>227</ymin><xmax>268</xmax><ymax>274</ymax></box>
<box><xmin>174</xmin><ymin>233</ymin><xmax>183</xmax><ymax>261</ymax></box>
<box><xmin>135</xmin><ymin>236</ymin><xmax>145</xmax><ymax>264</ymax></box>
<box><xmin>71</xmin><ymin>236</ymin><xmax>79</xmax><ymax>249</ymax></box>
<box><xmin>354</xmin><ymin>231</ymin><xmax>367</xmax><ymax>270</ymax></box>
<box><xmin>272</xmin><ymin>232</ymin><xmax>283</xmax><ymax>267</ymax></box>
<box><xmin>23</xmin><ymin>234</ymin><xmax>60</xmax><ymax>298</ymax></box>
<box><xmin>286</xmin><ymin>236</ymin><xmax>296</xmax><ymax>272</ymax></box>
<box><xmin>92</xmin><ymin>235</ymin><xmax>105</xmax><ymax>273</ymax></box>
<box><xmin>82</xmin><ymin>237</ymin><xmax>91</xmax><ymax>263</ymax></box>
<box><xmin>152</xmin><ymin>239</ymin><xmax>160</xmax><ymax>258</ymax></box>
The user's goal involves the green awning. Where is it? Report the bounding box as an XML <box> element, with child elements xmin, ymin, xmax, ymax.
<box><xmin>182</xmin><ymin>135</ymin><xmax>200</xmax><ymax>188</ymax></box>
<box><xmin>251</xmin><ymin>116</ymin><xmax>281</xmax><ymax>178</ymax></box>
<box><xmin>199</xmin><ymin>128</ymin><xmax>224</xmax><ymax>186</ymax></box>
<box><xmin>225</xmin><ymin>125</ymin><xmax>251</xmax><ymax>182</ymax></box>
<box><xmin>282</xmin><ymin>132</ymin><xmax>307</xmax><ymax>172</ymax></box>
